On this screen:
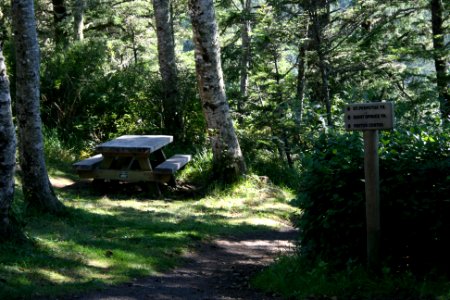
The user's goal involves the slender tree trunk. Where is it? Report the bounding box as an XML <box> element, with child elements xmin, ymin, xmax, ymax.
<box><xmin>295</xmin><ymin>43</ymin><xmax>307</xmax><ymax>127</ymax></box>
<box><xmin>292</xmin><ymin>42</ymin><xmax>307</xmax><ymax>147</ymax></box>
<box><xmin>188</xmin><ymin>0</ymin><xmax>246</xmax><ymax>180</ymax></box>
<box><xmin>131</xmin><ymin>28</ymin><xmax>139</xmax><ymax>64</ymax></box>
<box><xmin>0</xmin><ymin>44</ymin><xmax>21</xmax><ymax>241</ymax></box>
<box><xmin>152</xmin><ymin>0</ymin><xmax>183</xmax><ymax>140</ymax></box>
<box><xmin>11</xmin><ymin>0</ymin><xmax>65</xmax><ymax>214</ymax></box>
<box><xmin>318</xmin><ymin>48</ymin><xmax>332</xmax><ymax>126</ymax></box>
<box><xmin>308</xmin><ymin>0</ymin><xmax>332</xmax><ymax>127</ymax></box>
<box><xmin>238</xmin><ymin>0</ymin><xmax>252</xmax><ymax>123</ymax></box>
<box><xmin>430</xmin><ymin>0</ymin><xmax>449</xmax><ymax>122</ymax></box>
<box><xmin>273</xmin><ymin>51</ymin><xmax>293</xmax><ymax>167</ymax></box>
<box><xmin>73</xmin><ymin>0</ymin><xmax>85</xmax><ymax>41</ymax></box>
<box><xmin>52</xmin><ymin>0</ymin><xmax>68</xmax><ymax>47</ymax></box>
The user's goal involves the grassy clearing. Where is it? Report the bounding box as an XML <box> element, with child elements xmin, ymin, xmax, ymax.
<box><xmin>0</xmin><ymin>163</ymin><xmax>297</xmax><ymax>299</ymax></box>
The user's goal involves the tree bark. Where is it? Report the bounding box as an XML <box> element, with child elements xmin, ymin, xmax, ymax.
<box><xmin>430</xmin><ymin>0</ymin><xmax>449</xmax><ymax>122</ymax></box>
<box><xmin>292</xmin><ymin>38</ymin><xmax>307</xmax><ymax>147</ymax></box>
<box><xmin>73</xmin><ymin>0</ymin><xmax>85</xmax><ymax>41</ymax></box>
<box><xmin>273</xmin><ymin>51</ymin><xmax>293</xmax><ymax>167</ymax></box>
<box><xmin>188</xmin><ymin>0</ymin><xmax>246</xmax><ymax>180</ymax></box>
<box><xmin>11</xmin><ymin>0</ymin><xmax>65</xmax><ymax>214</ymax></box>
<box><xmin>152</xmin><ymin>0</ymin><xmax>184</xmax><ymax>140</ymax></box>
<box><xmin>295</xmin><ymin>43</ymin><xmax>307</xmax><ymax>127</ymax></box>
<box><xmin>307</xmin><ymin>0</ymin><xmax>332</xmax><ymax>127</ymax></box>
<box><xmin>237</xmin><ymin>0</ymin><xmax>252</xmax><ymax>123</ymax></box>
<box><xmin>52</xmin><ymin>0</ymin><xmax>69</xmax><ymax>47</ymax></box>
<box><xmin>0</xmin><ymin>44</ymin><xmax>21</xmax><ymax>241</ymax></box>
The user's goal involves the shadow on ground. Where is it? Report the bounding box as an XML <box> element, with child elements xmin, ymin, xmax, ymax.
<box><xmin>61</xmin><ymin>227</ymin><xmax>298</xmax><ymax>300</ymax></box>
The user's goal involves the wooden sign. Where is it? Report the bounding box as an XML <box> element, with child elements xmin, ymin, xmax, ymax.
<box><xmin>345</xmin><ymin>102</ymin><xmax>394</xmax><ymax>131</ymax></box>
<box><xmin>343</xmin><ymin>101</ymin><xmax>395</xmax><ymax>272</ymax></box>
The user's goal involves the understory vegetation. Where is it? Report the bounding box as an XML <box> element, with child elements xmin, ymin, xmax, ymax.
<box><xmin>254</xmin><ymin>126</ymin><xmax>450</xmax><ymax>299</ymax></box>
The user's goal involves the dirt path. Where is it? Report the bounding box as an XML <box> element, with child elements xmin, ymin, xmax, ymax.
<box><xmin>64</xmin><ymin>227</ymin><xmax>297</xmax><ymax>300</ymax></box>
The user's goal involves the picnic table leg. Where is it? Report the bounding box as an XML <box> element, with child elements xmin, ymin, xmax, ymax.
<box><xmin>92</xmin><ymin>155</ymin><xmax>115</xmax><ymax>185</ymax></box>
<box><xmin>137</xmin><ymin>157</ymin><xmax>162</xmax><ymax>197</ymax></box>
<box><xmin>151</xmin><ymin>149</ymin><xmax>166</xmax><ymax>167</ymax></box>
<box><xmin>168</xmin><ymin>176</ymin><xmax>177</xmax><ymax>187</ymax></box>
<box><xmin>100</xmin><ymin>155</ymin><xmax>114</xmax><ymax>169</ymax></box>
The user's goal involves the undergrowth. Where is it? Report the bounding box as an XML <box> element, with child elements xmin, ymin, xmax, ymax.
<box><xmin>253</xmin><ymin>255</ymin><xmax>450</xmax><ymax>299</ymax></box>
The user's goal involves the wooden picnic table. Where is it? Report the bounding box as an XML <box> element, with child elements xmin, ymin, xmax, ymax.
<box><xmin>73</xmin><ymin>135</ymin><xmax>191</xmax><ymax>186</ymax></box>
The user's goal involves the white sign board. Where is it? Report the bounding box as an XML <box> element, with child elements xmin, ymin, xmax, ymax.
<box><xmin>344</xmin><ymin>102</ymin><xmax>394</xmax><ymax>131</ymax></box>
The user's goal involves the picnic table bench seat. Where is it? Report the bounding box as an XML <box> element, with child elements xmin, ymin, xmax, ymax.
<box><xmin>154</xmin><ymin>154</ymin><xmax>192</xmax><ymax>175</ymax></box>
<box><xmin>73</xmin><ymin>154</ymin><xmax>103</xmax><ymax>171</ymax></box>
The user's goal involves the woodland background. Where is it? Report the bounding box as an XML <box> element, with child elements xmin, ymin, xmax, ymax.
<box><xmin>0</xmin><ymin>0</ymin><xmax>449</xmax><ymax>298</ymax></box>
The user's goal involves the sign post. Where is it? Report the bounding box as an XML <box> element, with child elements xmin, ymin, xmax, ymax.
<box><xmin>344</xmin><ymin>102</ymin><xmax>394</xmax><ymax>272</ymax></box>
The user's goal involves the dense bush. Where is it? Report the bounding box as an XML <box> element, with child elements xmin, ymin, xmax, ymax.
<box><xmin>40</xmin><ymin>41</ymin><xmax>205</xmax><ymax>152</ymax></box>
<box><xmin>296</xmin><ymin>127</ymin><xmax>450</xmax><ymax>273</ymax></box>
<box><xmin>380</xmin><ymin>128</ymin><xmax>450</xmax><ymax>273</ymax></box>
<box><xmin>295</xmin><ymin>132</ymin><xmax>366</xmax><ymax>266</ymax></box>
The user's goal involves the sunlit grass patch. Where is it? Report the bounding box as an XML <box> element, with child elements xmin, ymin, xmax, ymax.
<box><xmin>0</xmin><ymin>172</ymin><xmax>297</xmax><ymax>299</ymax></box>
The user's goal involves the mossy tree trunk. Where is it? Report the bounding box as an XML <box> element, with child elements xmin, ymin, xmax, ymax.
<box><xmin>11</xmin><ymin>0</ymin><xmax>65</xmax><ymax>214</ymax></box>
<box><xmin>188</xmin><ymin>0</ymin><xmax>246</xmax><ymax>181</ymax></box>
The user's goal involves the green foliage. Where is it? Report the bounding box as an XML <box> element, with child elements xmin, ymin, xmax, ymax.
<box><xmin>379</xmin><ymin>127</ymin><xmax>450</xmax><ymax>274</ymax></box>
<box><xmin>244</xmin><ymin>148</ymin><xmax>302</xmax><ymax>190</ymax></box>
<box><xmin>295</xmin><ymin>127</ymin><xmax>450</xmax><ymax>273</ymax></box>
<box><xmin>253</xmin><ymin>254</ymin><xmax>450</xmax><ymax>299</ymax></box>
<box><xmin>175</xmin><ymin>148</ymin><xmax>214</xmax><ymax>187</ymax></box>
<box><xmin>40</xmin><ymin>41</ymin><xmax>204</xmax><ymax>152</ymax></box>
<box><xmin>295</xmin><ymin>131</ymin><xmax>366</xmax><ymax>266</ymax></box>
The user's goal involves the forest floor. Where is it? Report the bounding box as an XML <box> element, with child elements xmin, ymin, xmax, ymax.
<box><xmin>36</xmin><ymin>176</ymin><xmax>298</xmax><ymax>300</ymax></box>
<box><xmin>60</xmin><ymin>226</ymin><xmax>297</xmax><ymax>300</ymax></box>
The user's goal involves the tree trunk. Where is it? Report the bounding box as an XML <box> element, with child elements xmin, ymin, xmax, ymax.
<box><xmin>52</xmin><ymin>0</ymin><xmax>68</xmax><ymax>47</ymax></box>
<box><xmin>237</xmin><ymin>0</ymin><xmax>252</xmax><ymax>123</ymax></box>
<box><xmin>308</xmin><ymin>0</ymin><xmax>332</xmax><ymax>127</ymax></box>
<box><xmin>188</xmin><ymin>0</ymin><xmax>246</xmax><ymax>180</ymax></box>
<box><xmin>292</xmin><ymin>41</ymin><xmax>307</xmax><ymax>147</ymax></box>
<box><xmin>11</xmin><ymin>0</ymin><xmax>65</xmax><ymax>214</ymax></box>
<box><xmin>430</xmin><ymin>0</ymin><xmax>449</xmax><ymax>122</ymax></box>
<box><xmin>152</xmin><ymin>0</ymin><xmax>184</xmax><ymax>141</ymax></box>
<box><xmin>73</xmin><ymin>0</ymin><xmax>85</xmax><ymax>41</ymax></box>
<box><xmin>318</xmin><ymin>48</ymin><xmax>332</xmax><ymax>127</ymax></box>
<box><xmin>273</xmin><ymin>51</ymin><xmax>293</xmax><ymax>167</ymax></box>
<box><xmin>0</xmin><ymin>44</ymin><xmax>21</xmax><ymax>241</ymax></box>
<box><xmin>295</xmin><ymin>43</ymin><xmax>307</xmax><ymax>127</ymax></box>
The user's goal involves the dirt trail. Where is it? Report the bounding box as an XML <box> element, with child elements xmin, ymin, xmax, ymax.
<box><xmin>64</xmin><ymin>227</ymin><xmax>297</xmax><ymax>300</ymax></box>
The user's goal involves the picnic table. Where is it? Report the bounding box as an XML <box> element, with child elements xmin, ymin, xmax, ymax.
<box><xmin>73</xmin><ymin>135</ymin><xmax>191</xmax><ymax>186</ymax></box>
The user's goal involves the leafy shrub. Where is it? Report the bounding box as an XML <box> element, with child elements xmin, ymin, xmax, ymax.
<box><xmin>253</xmin><ymin>254</ymin><xmax>449</xmax><ymax>299</ymax></box>
<box><xmin>295</xmin><ymin>131</ymin><xmax>366</xmax><ymax>266</ymax></box>
<box><xmin>40</xmin><ymin>41</ymin><xmax>205</xmax><ymax>152</ymax></box>
<box><xmin>296</xmin><ymin>127</ymin><xmax>450</xmax><ymax>273</ymax></box>
<box><xmin>379</xmin><ymin>128</ymin><xmax>450</xmax><ymax>274</ymax></box>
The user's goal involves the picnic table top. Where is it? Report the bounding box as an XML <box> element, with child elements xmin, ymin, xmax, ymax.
<box><xmin>95</xmin><ymin>135</ymin><xmax>173</xmax><ymax>154</ymax></box>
